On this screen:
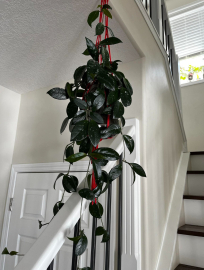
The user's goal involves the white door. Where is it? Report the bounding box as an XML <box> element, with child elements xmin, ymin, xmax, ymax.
<box><xmin>3</xmin><ymin>170</ymin><xmax>95</xmax><ymax>270</ymax></box>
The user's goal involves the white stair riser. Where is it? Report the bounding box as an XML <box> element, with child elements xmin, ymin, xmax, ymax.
<box><xmin>178</xmin><ymin>234</ymin><xmax>204</xmax><ymax>268</ymax></box>
<box><xmin>184</xmin><ymin>200</ymin><xmax>204</xmax><ymax>226</ymax></box>
<box><xmin>186</xmin><ymin>174</ymin><xmax>204</xmax><ymax>196</ymax></box>
<box><xmin>189</xmin><ymin>155</ymin><xmax>204</xmax><ymax>171</ymax></box>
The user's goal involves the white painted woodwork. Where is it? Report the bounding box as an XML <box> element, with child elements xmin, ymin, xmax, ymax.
<box><xmin>188</xmin><ymin>155</ymin><xmax>204</xmax><ymax>171</ymax></box>
<box><xmin>186</xmin><ymin>174</ymin><xmax>204</xmax><ymax>196</ymax></box>
<box><xmin>178</xmin><ymin>234</ymin><xmax>204</xmax><ymax>268</ymax></box>
<box><xmin>184</xmin><ymin>199</ymin><xmax>204</xmax><ymax>226</ymax></box>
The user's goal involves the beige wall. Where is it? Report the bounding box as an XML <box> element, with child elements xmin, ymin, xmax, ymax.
<box><xmin>0</xmin><ymin>86</ymin><xmax>20</xmax><ymax>238</ymax></box>
<box><xmin>166</xmin><ymin>0</ymin><xmax>198</xmax><ymax>11</ymax></box>
<box><xmin>181</xmin><ymin>82</ymin><xmax>204</xmax><ymax>152</ymax></box>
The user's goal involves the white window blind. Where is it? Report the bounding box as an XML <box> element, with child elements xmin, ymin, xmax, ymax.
<box><xmin>170</xmin><ymin>4</ymin><xmax>204</xmax><ymax>58</ymax></box>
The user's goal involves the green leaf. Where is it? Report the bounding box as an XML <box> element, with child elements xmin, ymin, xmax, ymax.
<box><xmin>130</xmin><ymin>163</ymin><xmax>146</xmax><ymax>178</ymax></box>
<box><xmin>82</xmin><ymin>48</ymin><xmax>90</xmax><ymax>56</ymax></box>
<box><xmin>101</xmin><ymin>46</ymin><xmax>110</xmax><ymax>67</ymax></box>
<box><xmin>106</xmin><ymin>26</ymin><xmax>114</xmax><ymax>37</ymax></box>
<box><xmin>89</xmin><ymin>152</ymin><xmax>105</xmax><ymax>159</ymax></box>
<box><xmin>72</xmin><ymin>111</ymin><xmax>86</xmax><ymax>125</ymax></box>
<box><xmin>79</xmin><ymin>188</ymin><xmax>95</xmax><ymax>200</ymax></box>
<box><xmin>87</xmin><ymin>10</ymin><xmax>99</xmax><ymax>27</ymax></box>
<box><xmin>121</xmin><ymin>116</ymin><xmax>126</xmax><ymax>127</ymax></box>
<box><xmin>53</xmin><ymin>173</ymin><xmax>64</xmax><ymax>189</ymax></box>
<box><xmin>102</xmin><ymin>8</ymin><xmax>112</xmax><ymax>19</ymax></box>
<box><xmin>88</xmin><ymin>120</ymin><xmax>101</xmax><ymax>147</ymax></box>
<box><xmin>74</xmin><ymin>66</ymin><xmax>87</xmax><ymax>85</ymax></box>
<box><xmin>66</xmin><ymin>145</ymin><xmax>74</xmax><ymax>159</ymax></box>
<box><xmin>62</xmin><ymin>175</ymin><xmax>79</xmax><ymax>193</ymax></box>
<box><xmin>101</xmin><ymin>231</ymin><xmax>110</xmax><ymax>242</ymax></box>
<box><xmin>123</xmin><ymin>135</ymin><xmax>134</xmax><ymax>154</ymax></box>
<box><xmin>96</xmin><ymin>22</ymin><xmax>105</xmax><ymax>35</ymax></box>
<box><xmin>79</xmin><ymin>268</ymin><xmax>91</xmax><ymax>270</ymax></box>
<box><xmin>87</xmin><ymin>59</ymin><xmax>100</xmax><ymax>77</ymax></box>
<box><xmin>92</xmin><ymin>159</ymin><xmax>102</xmax><ymax>181</ymax></box>
<box><xmin>53</xmin><ymin>201</ymin><xmax>64</xmax><ymax>216</ymax></box>
<box><xmin>100</xmin><ymin>37</ymin><xmax>122</xmax><ymax>46</ymax></box>
<box><xmin>73</xmin><ymin>98</ymin><xmax>87</xmax><ymax>110</ymax></box>
<box><xmin>66</xmin><ymin>101</ymin><xmax>78</xmax><ymax>119</ymax></box>
<box><xmin>65</xmin><ymin>152</ymin><xmax>87</xmax><ymax>163</ymax></box>
<box><xmin>102</xmin><ymin>4</ymin><xmax>112</xmax><ymax>9</ymax></box>
<box><xmin>94</xmin><ymin>147</ymin><xmax>119</xmax><ymax>161</ymax></box>
<box><xmin>100</xmin><ymin>124</ymin><xmax>121</xmax><ymax>139</ymax></box>
<box><xmin>107</xmin><ymin>89</ymin><xmax>119</xmax><ymax>105</ymax></box>
<box><xmin>101</xmin><ymin>180</ymin><xmax>110</xmax><ymax>194</ymax></box>
<box><xmin>47</xmin><ymin>88</ymin><xmax>68</xmax><ymax>100</ymax></box>
<box><xmin>10</xmin><ymin>251</ymin><xmax>19</xmax><ymax>256</ymax></box>
<box><xmin>75</xmin><ymin>234</ymin><xmax>88</xmax><ymax>256</ymax></box>
<box><xmin>60</xmin><ymin>117</ymin><xmax>69</xmax><ymax>134</ymax></box>
<box><xmin>123</xmin><ymin>78</ymin><xmax>133</xmax><ymax>95</ymax></box>
<box><xmin>89</xmin><ymin>202</ymin><xmax>104</xmax><ymax>218</ymax></box>
<box><xmin>93</xmin><ymin>94</ymin><xmax>105</xmax><ymax>111</ymax></box>
<box><xmin>65</xmin><ymin>82</ymin><xmax>74</xmax><ymax>98</ymax></box>
<box><xmin>90</xmin><ymin>112</ymin><xmax>104</xmax><ymax>124</ymax></box>
<box><xmin>95</xmin><ymin>226</ymin><xmax>105</xmax><ymax>236</ymax></box>
<box><xmin>71</xmin><ymin>120</ymin><xmax>89</xmax><ymax>141</ymax></box>
<box><xmin>2</xmin><ymin>248</ymin><xmax>9</xmax><ymax>255</ymax></box>
<box><xmin>103</xmin><ymin>107</ymin><xmax>112</xmax><ymax>114</ymax></box>
<box><xmin>92</xmin><ymin>184</ymin><xmax>102</xmax><ymax>197</ymax></box>
<box><xmin>97</xmin><ymin>68</ymin><xmax>116</xmax><ymax>91</ymax></box>
<box><xmin>79</xmin><ymin>138</ymin><xmax>91</xmax><ymax>154</ymax></box>
<box><xmin>101</xmin><ymin>170</ymin><xmax>110</xmax><ymax>183</ymax></box>
<box><xmin>113</xmin><ymin>101</ymin><xmax>124</xmax><ymax>119</ymax></box>
<box><xmin>94</xmin><ymin>159</ymin><xmax>108</xmax><ymax>167</ymax></box>
<box><xmin>109</xmin><ymin>164</ymin><xmax>122</xmax><ymax>181</ymax></box>
<box><xmin>120</xmin><ymin>88</ymin><xmax>132</xmax><ymax>107</ymax></box>
<box><xmin>85</xmin><ymin>37</ymin><xmax>99</xmax><ymax>61</ymax></box>
<box><xmin>38</xmin><ymin>220</ymin><xmax>43</xmax><ymax>229</ymax></box>
<box><xmin>68</xmin><ymin>235</ymin><xmax>82</xmax><ymax>243</ymax></box>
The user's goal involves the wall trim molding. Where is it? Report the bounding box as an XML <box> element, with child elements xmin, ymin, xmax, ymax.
<box><xmin>155</xmin><ymin>152</ymin><xmax>190</xmax><ymax>270</ymax></box>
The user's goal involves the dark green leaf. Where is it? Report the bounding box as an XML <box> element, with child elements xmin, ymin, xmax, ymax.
<box><xmin>68</xmin><ymin>234</ymin><xmax>82</xmax><ymax>243</ymax></box>
<box><xmin>89</xmin><ymin>152</ymin><xmax>105</xmax><ymax>159</ymax></box>
<box><xmin>60</xmin><ymin>117</ymin><xmax>69</xmax><ymax>134</ymax></box>
<box><xmin>65</xmin><ymin>152</ymin><xmax>87</xmax><ymax>163</ymax></box>
<box><xmin>71</xmin><ymin>120</ymin><xmax>89</xmax><ymax>141</ymax></box>
<box><xmin>75</xmin><ymin>234</ymin><xmax>88</xmax><ymax>256</ymax></box>
<box><xmin>93</xmin><ymin>94</ymin><xmax>105</xmax><ymax>111</ymax></box>
<box><xmin>107</xmin><ymin>89</ymin><xmax>119</xmax><ymax>105</ymax></box>
<box><xmin>89</xmin><ymin>202</ymin><xmax>103</xmax><ymax>218</ymax></box>
<box><xmin>95</xmin><ymin>226</ymin><xmax>105</xmax><ymax>236</ymax></box>
<box><xmin>62</xmin><ymin>175</ymin><xmax>78</xmax><ymax>193</ymax></box>
<box><xmin>102</xmin><ymin>4</ymin><xmax>112</xmax><ymax>9</ymax></box>
<box><xmin>65</xmin><ymin>83</ymin><xmax>74</xmax><ymax>98</ymax></box>
<box><xmin>101</xmin><ymin>170</ymin><xmax>110</xmax><ymax>183</ymax></box>
<box><xmin>88</xmin><ymin>120</ymin><xmax>101</xmax><ymax>147</ymax></box>
<box><xmin>53</xmin><ymin>201</ymin><xmax>64</xmax><ymax>216</ymax></box>
<box><xmin>96</xmin><ymin>22</ymin><xmax>105</xmax><ymax>35</ymax></box>
<box><xmin>73</xmin><ymin>98</ymin><xmax>87</xmax><ymax>110</ymax></box>
<box><xmin>101</xmin><ymin>180</ymin><xmax>109</xmax><ymax>194</ymax></box>
<box><xmin>130</xmin><ymin>163</ymin><xmax>146</xmax><ymax>177</ymax></box>
<box><xmin>79</xmin><ymin>268</ymin><xmax>91</xmax><ymax>270</ymax></box>
<box><xmin>38</xmin><ymin>220</ymin><xmax>43</xmax><ymax>229</ymax></box>
<box><xmin>2</xmin><ymin>248</ymin><xmax>9</xmax><ymax>255</ymax></box>
<box><xmin>87</xmin><ymin>10</ymin><xmax>99</xmax><ymax>27</ymax></box>
<box><xmin>90</xmin><ymin>112</ymin><xmax>104</xmax><ymax>124</ymax></box>
<box><xmin>121</xmin><ymin>116</ymin><xmax>126</xmax><ymax>127</ymax></box>
<box><xmin>113</xmin><ymin>101</ymin><xmax>124</xmax><ymax>119</ymax></box>
<box><xmin>74</xmin><ymin>66</ymin><xmax>87</xmax><ymax>85</ymax></box>
<box><xmin>101</xmin><ymin>231</ymin><xmax>110</xmax><ymax>242</ymax></box>
<box><xmin>123</xmin><ymin>135</ymin><xmax>134</xmax><ymax>154</ymax></box>
<box><xmin>94</xmin><ymin>159</ymin><xmax>109</xmax><ymax>167</ymax></box>
<box><xmin>86</xmin><ymin>37</ymin><xmax>99</xmax><ymax>61</ymax></box>
<box><xmin>123</xmin><ymin>78</ymin><xmax>133</xmax><ymax>95</ymax></box>
<box><xmin>87</xmin><ymin>174</ymin><xmax>92</xmax><ymax>189</ymax></box>
<box><xmin>82</xmin><ymin>48</ymin><xmax>90</xmax><ymax>56</ymax></box>
<box><xmin>53</xmin><ymin>173</ymin><xmax>64</xmax><ymax>189</ymax></box>
<box><xmin>94</xmin><ymin>147</ymin><xmax>119</xmax><ymax>161</ymax></box>
<box><xmin>109</xmin><ymin>164</ymin><xmax>122</xmax><ymax>181</ymax></box>
<box><xmin>102</xmin><ymin>8</ymin><xmax>112</xmax><ymax>19</ymax></box>
<box><xmin>106</xmin><ymin>26</ymin><xmax>114</xmax><ymax>37</ymax></box>
<box><xmin>101</xmin><ymin>46</ymin><xmax>110</xmax><ymax>67</ymax></box>
<box><xmin>100</xmin><ymin>124</ymin><xmax>121</xmax><ymax>139</ymax></box>
<box><xmin>97</xmin><ymin>69</ymin><xmax>116</xmax><ymax>91</ymax></box>
<box><xmin>100</xmin><ymin>37</ymin><xmax>122</xmax><ymax>46</ymax></box>
<box><xmin>47</xmin><ymin>88</ymin><xmax>68</xmax><ymax>100</ymax></box>
<box><xmin>66</xmin><ymin>101</ymin><xmax>78</xmax><ymax>119</ymax></box>
<box><xmin>79</xmin><ymin>138</ymin><xmax>91</xmax><ymax>154</ymax></box>
<box><xmin>120</xmin><ymin>88</ymin><xmax>132</xmax><ymax>107</ymax></box>
<box><xmin>103</xmin><ymin>107</ymin><xmax>112</xmax><ymax>114</ymax></box>
<box><xmin>85</xmin><ymin>92</ymin><xmax>95</xmax><ymax>107</ymax></box>
<box><xmin>87</xmin><ymin>59</ymin><xmax>100</xmax><ymax>77</ymax></box>
<box><xmin>72</xmin><ymin>111</ymin><xmax>86</xmax><ymax>124</ymax></box>
<box><xmin>10</xmin><ymin>251</ymin><xmax>19</xmax><ymax>256</ymax></box>
<box><xmin>92</xmin><ymin>159</ymin><xmax>102</xmax><ymax>181</ymax></box>
<box><xmin>93</xmin><ymin>88</ymin><xmax>104</xmax><ymax>96</ymax></box>
<box><xmin>66</xmin><ymin>145</ymin><xmax>74</xmax><ymax>159</ymax></box>
<box><xmin>79</xmin><ymin>188</ymin><xmax>95</xmax><ymax>200</ymax></box>
<box><xmin>93</xmin><ymin>185</ymin><xmax>102</xmax><ymax>197</ymax></box>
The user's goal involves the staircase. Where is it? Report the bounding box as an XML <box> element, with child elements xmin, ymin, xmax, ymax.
<box><xmin>175</xmin><ymin>152</ymin><xmax>204</xmax><ymax>270</ymax></box>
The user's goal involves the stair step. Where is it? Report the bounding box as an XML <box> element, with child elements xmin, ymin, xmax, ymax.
<box><xmin>178</xmin><ymin>225</ymin><xmax>204</xmax><ymax>237</ymax></box>
<box><xmin>183</xmin><ymin>195</ymin><xmax>204</xmax><ymax>200</ymax></box>
<box><xmin>187</xmin><ymin>171</ymin><xmax>204</xmax><ymax>174</ymax></box>
<box><xmin>191</xmin><ymin>152</ymin><xmax>204</xmax><ymax>155</ymax></box>
<box><xmin>175</xmin><ymin>264</ymin><xmax>204</xmax><ymax>269</ymax></box>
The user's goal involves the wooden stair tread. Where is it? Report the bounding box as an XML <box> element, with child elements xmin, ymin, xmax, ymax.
<box><xmin>183</xmin><ymin>195</ymin><xmax>204</xmax><ymax>200</ymax></box>
<box><xmin>175</xmin><ymin>264</ymin><xmax>204</xmax><ymax>270</ymax></box>
<box><xmin>178</xmin><ymin>224</ymin><xmax>204</xmax><ymax>237</ymax></box>
<box><xmin>187</xmin><ymin>171</ymin><xmax>204</xmax><ymax>174</ymax></box>
<box><xmin>190</xmin><ymin>152</ymin><xmax>204</xmax><ymax>155</ymax></box>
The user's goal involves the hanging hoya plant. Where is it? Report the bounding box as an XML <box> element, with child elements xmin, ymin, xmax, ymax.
<box><xmin>2</xmin><ymin>0</ymin><xmax>146</xmax><ymax>269</ymax></box>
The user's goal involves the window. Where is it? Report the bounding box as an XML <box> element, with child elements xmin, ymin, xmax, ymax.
<box><xmin>169</xmin><ymin>2</ymin><xmax>204</xmax><ymax>84</ymax></box>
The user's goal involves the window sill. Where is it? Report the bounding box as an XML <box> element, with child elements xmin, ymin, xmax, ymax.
<box><xmin>180</xmin><ymin>79</ymin><xmax>204</xmax><ymax>88</ymax></box>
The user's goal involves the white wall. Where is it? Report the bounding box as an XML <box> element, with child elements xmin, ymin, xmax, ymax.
<box><xmin>181</xmin><ymin>82</ymin><xmax>204</xmax><ymax>152</ymax></box>
<box><xmin>0</xmin><ymin>86</ymin><xmax>20</xmax><ymax>239</ymax></box>
<box><xmin>166</xmin><ymin>0</ymin><xmax>198</xmax><ymax>11</ymax></box>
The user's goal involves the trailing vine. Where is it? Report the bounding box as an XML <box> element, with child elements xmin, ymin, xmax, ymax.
<box><xmin>2</xmin><ymin>1</ymin><xmax>146</xmax><ymax>269</ymax></box>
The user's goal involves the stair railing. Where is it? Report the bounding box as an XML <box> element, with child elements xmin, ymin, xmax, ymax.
<box><xmin>14</xmin><ymin>125</ymin><xmax>135</xmax><ymax>270</ymax></box>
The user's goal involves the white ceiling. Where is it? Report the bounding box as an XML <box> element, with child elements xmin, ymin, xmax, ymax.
<box><xmin>0</xmin><ymin>0</ymin><xmax>140</xmax><ymax>94</ymax></box>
